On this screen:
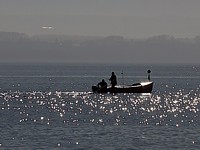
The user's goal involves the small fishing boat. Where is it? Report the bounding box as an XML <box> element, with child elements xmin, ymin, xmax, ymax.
<box><xmin>92</xmin><ymin>70</ymin><xmax>153</xmax><ymax>94</ymax></box>
<box><xmin>92</xmin><ymin>81</ymin><xmax>153</xmax><ymax>93</ymax></box>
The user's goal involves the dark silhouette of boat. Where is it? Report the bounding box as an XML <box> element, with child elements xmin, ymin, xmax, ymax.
<box><xmin>92</xmin><ymin>81</ymin><xmax>153</xmax><ymax>93</ymax></box>
<box><xmin>92</xmin><ymin>70</ymin><xmax>153</xmax><ymax>94</ymax></box>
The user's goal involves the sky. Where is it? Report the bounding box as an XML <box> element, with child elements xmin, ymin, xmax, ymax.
<box><xmin>1</xmin><ymin>0</ymin><xmax>200</xmax><ymax>38</ymax></box>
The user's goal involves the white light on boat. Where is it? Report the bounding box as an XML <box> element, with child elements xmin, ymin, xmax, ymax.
<box><xmin>140</xmin><ymin>82</ymin><xmax>152</xmax><ymax>86</ymax></box>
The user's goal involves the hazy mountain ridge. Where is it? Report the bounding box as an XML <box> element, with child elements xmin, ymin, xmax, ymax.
<box><xmin>0</xmin><ymin>32</ymin><xmax>200</xmax><ymax>63</ymax></box>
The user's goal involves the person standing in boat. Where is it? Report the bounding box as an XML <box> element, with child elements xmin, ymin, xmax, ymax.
<box><xmin>109</xmin><ymin>72</ymin><xmax>117</xmax><ymax>88</ymax></box>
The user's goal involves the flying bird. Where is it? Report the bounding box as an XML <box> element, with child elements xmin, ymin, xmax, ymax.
<box><xmin>42</xmin><ymin>26</ymin><xmax>54</xmax><ymax>29</ymax></box>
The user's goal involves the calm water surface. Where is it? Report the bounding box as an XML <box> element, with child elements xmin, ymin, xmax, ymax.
<box><xmin>0</xmin><ymin>63</ymin><xmax>200</xmax><ymax>149</ymax></box>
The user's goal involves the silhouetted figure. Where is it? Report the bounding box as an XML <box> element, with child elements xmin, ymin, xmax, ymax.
<box><xmin>97</xmin><ymin>79</ymin><xmax>107</xmax><ymax>92</ymax></box>
<box><xmin>109</xmin><ymin>72</ymin><xmax>117</xmax><ymax>88</ymax></box>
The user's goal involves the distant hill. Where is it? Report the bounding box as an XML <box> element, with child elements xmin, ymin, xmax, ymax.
<box><xmin>0</xmin><ymin>32</ymin><xmax>200</xmax><ymax>63</ymax></box>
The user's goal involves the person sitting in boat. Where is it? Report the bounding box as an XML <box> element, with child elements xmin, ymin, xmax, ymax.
<box><xmin>109</xmin><ymin>72</ymin><xmax>117</xmax><ymax>88</ymax></box>
<box><xmin>97</xmin><ymin>79</ymin><xmax>107</xmax><ymax>92</ymax></box>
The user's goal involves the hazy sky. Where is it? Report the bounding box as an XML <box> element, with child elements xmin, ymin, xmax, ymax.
<box><xmin>1</xmin><ymin>0</ymin><xmax>200</xmax><ymax>38</ymax></box>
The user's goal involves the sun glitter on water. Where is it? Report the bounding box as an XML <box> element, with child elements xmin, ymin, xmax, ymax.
<box><xmin>0</xmin><ymin>89</ymin><xmax>200</xmax><ymax>126</ymax></box>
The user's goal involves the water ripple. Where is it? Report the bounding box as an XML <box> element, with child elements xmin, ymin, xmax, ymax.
<box><xmin>1</xmin><ymin>89</ymin><xmax>200</xmax><ymax>127</ymax></box>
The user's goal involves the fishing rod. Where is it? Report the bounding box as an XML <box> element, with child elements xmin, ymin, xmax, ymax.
<box><xmin>121</xmin><ymin>70</ymin><xmax>124</xmax><ymax>87</ymax></box>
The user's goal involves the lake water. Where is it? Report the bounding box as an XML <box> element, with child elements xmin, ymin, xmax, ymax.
<box><xmin>1</xmin><ymin>63</ymin><xmax>200</xmax><ymax>149</ymax></box>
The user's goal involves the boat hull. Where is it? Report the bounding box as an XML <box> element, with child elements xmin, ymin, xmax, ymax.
<box><xmin>92</xmin><ymin>82</ymin><xmax>153</xmax><ymax>93</ymax></box>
